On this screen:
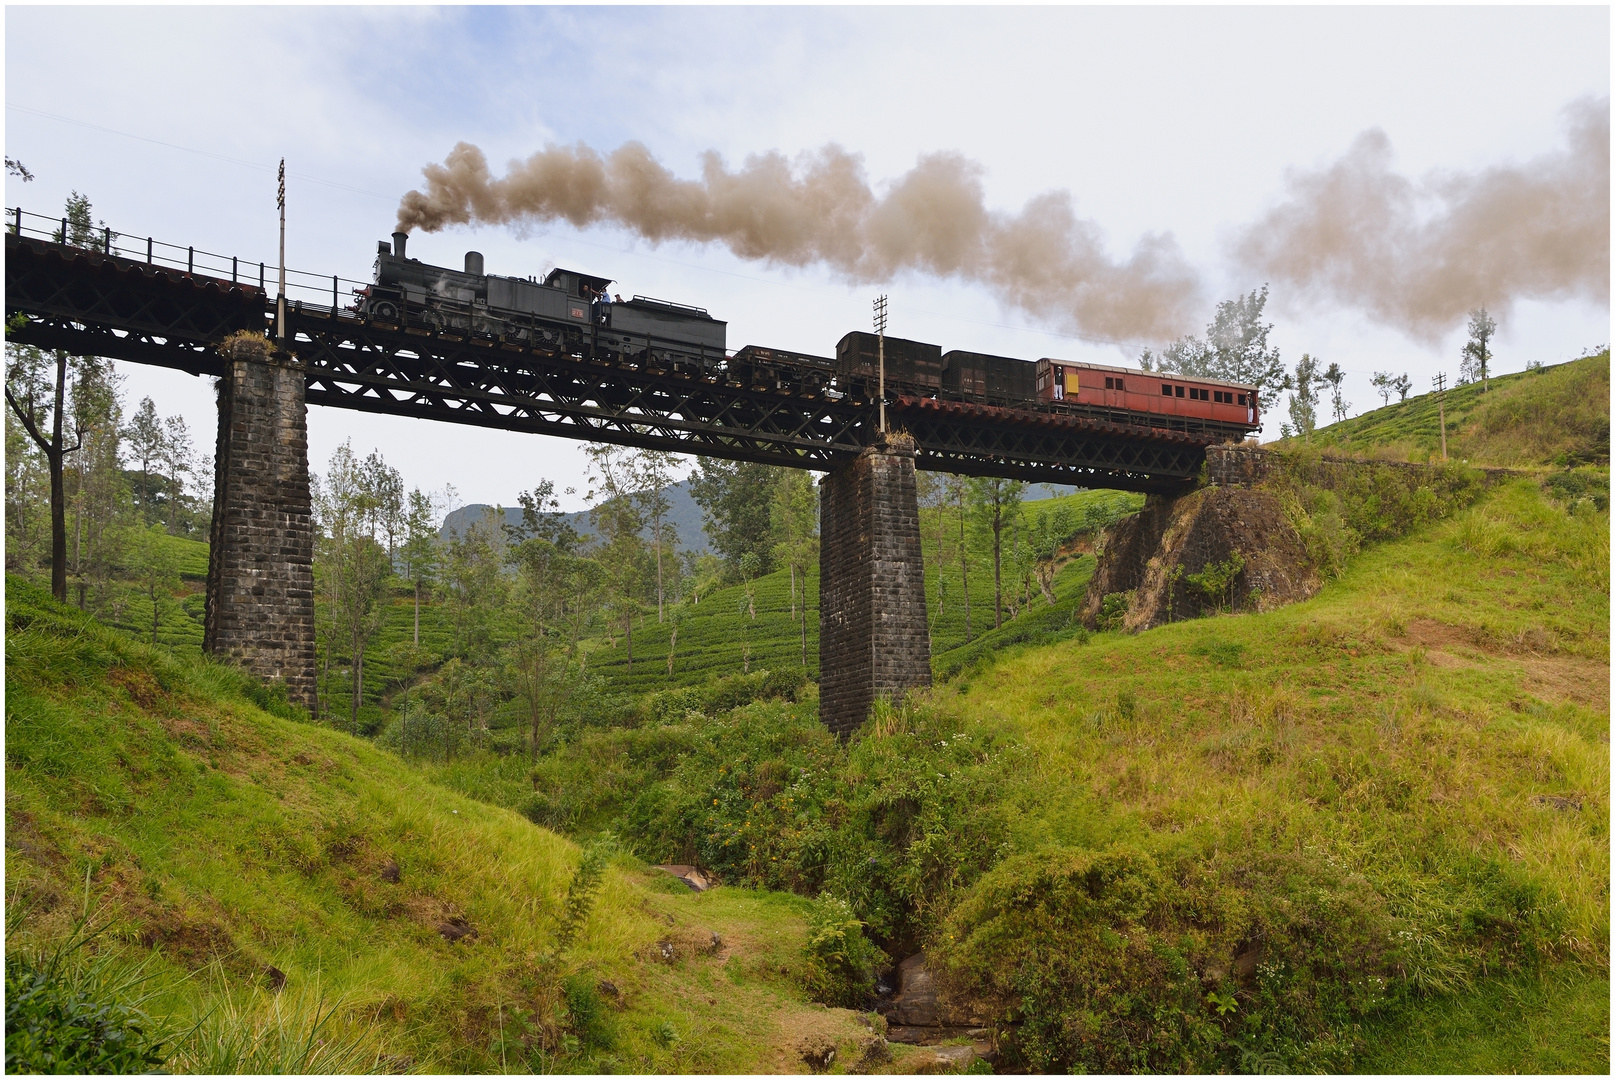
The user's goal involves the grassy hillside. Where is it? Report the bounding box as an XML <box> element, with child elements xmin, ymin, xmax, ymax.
<box><xmin>934</xmin><ymin>473</ymin><xmax>1608</xmax><ymax>1070</ymax></box>
<box><xmin>1286</xmin><ymin>351</ymin><xmax>1610</xmax><ymax>466</ymax></box>
<box><xmin>3</xmin><ymin>578</ymin><xmax>914</xmax><ymax>1074</ymax></box>
<box><xmin>418</xmin><ymin>472</ymin><xmax>1608</xmax><ymax>1072</ymax></box>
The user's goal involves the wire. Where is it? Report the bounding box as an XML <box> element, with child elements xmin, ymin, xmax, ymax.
<box><xmin>5</xmin><ymin>103</ymin><xmax>393</xmax><ymax>200</ymax></box>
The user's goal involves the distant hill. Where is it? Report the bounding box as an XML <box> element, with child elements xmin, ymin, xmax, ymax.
<box><xmin>1276</xmin><ymin>350</ymin><xmax>1610</xmax><ymax>467</ymax></box>
<box><xmin>443</xmin><ymin>478</ymin><xmax>714</xmax><ymax>552</ymax></box>
<box><xmin>443</xmin><ymin>477</ymin><xmax>1086</xmax><ymax>553</ymax></box>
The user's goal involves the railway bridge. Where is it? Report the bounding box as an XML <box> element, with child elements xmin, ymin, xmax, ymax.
<box><xmin>5</xmin><ymin>214</ymin><xmax>1219</xmax><ymax>732</ymax></box>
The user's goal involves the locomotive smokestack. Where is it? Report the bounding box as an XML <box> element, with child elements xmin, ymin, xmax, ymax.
<box><xmin>464</xmin><ymin>251</ymin><xmax>484</xmax><ymax>276</ymax></box>
<box><xmin>392</xmin><ymin>231</ymin><xmax>408</xmax><ymax>259</ymax></box>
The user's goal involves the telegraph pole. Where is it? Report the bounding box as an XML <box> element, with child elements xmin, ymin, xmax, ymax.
<box><xmin>874</xmin><ymin>294</ymin><xmax>888</xmax><ymax>435</ymax></box>
<box><xmin>276</xmin><ymin>158</ymin><xmax>287</xmax><ymax>343</ymax></box>
<box><xmin>1433</xmin><ymin>372</ymin><xmax>1448</xmax><ymax>461</ymax></box>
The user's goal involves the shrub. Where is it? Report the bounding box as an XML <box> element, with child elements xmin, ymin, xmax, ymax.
<box><xmin>5</xmin><ymin>944</ymin><xmax>167</xmax><ymax>1075</ymax></box>
<box><xmin>1097</xmin><ymin>592</ymin><xmax>1131</xmax><ymax>631</ymax></box>
<box><xmin>800</xmin><ymin>894</ymin><xmax>887</xmax><ymax>1008</ymax></box>
<box><xmin>935</xmin><ymin>844</ymin><xmax>1401</xmax><ymax>1074</ymax></box>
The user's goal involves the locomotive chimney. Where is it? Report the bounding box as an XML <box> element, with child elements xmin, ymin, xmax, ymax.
<box><xmin>464</xmin><ymin>251</ymin><xmax>484</xmax><ymax>276</ymax></box>
<box><xmin>392</xmin><ymin>231</ymin><xmax>408</xmax><ymax>259</ymax></box>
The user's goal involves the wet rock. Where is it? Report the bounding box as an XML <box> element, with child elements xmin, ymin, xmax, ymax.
<box><xmin>912</xmin><ymin>1044</ymin><xmax>976</xmax><ymax>1074</ymax></box>
<box><xmin>436</xmin><ymin>917</ymin><xmax>477</xmax><ymax>943</ymax></box>
<box><xmin>379</xmin><ymin>860</ymin><xmax>401</xmax><ymax>883</ymax></box>
<box><xmin>889</xmin><ymin>1025</ymin><xmax>979</xmax><ymax>1046</ymax></box>
<box><xmin>653</xmin><ymin>863</ymin><xmax>715</xmax><ymax>891</ymax></box>
<box><xmin>888</xmin><ymin>954</ymin><xmax>939</xmax><ymax>1027</ymax></box>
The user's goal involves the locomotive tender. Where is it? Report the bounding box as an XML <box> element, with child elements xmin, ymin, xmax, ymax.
<box><xmin>359</xmin><ymin>234</ymin><xmax>1260</xmax><ymax>439</ymax></box>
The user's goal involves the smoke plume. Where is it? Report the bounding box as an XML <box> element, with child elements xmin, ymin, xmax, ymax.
<box><xmin>397</xmin><ymin>142</ymin><xmax>1204</xmax><ymax>343</ymax></box>
<box><xmin>1233</xmin><ymin>96</ymin><xmax>1609</xmax><ymax>343</ymax></box>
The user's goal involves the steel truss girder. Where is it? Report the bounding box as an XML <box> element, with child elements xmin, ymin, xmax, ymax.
<box><xmin>4</xmin><ymin>234</ymin><xmax>260</xmax><ymax>376</ymax></box>
<box><xmin>287</xmin><ymin>311</ymin><xmax>870</xmax><ymax>469</ymax></box>
<box><xmin>7</xmin><ymin>232</ymin><xmax>1214</xmax><ymax>487</ymax></box>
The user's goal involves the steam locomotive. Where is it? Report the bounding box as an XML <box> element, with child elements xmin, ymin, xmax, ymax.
<box><xmin>358</xmin><ymin>233</ymin><xmax>1260</xmax><ymax>439</ymax></box>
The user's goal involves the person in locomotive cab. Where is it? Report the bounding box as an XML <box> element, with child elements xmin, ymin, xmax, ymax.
<box><xmin>594</xmin><ymin>285</ymin><xmax>611</xmax><ymax>323</ymax></box>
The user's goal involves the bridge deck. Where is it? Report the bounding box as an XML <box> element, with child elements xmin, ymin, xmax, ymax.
<box><xmin>6</xmin><ymin>230</ymin><xmax>1214</xmax><ymax>491</ymax></box>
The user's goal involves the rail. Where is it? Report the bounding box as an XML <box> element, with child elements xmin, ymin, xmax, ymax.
<box><xmin>6</xmin><ymin>205</ymin><xmax>370</xmax><ymax>317</ymax></box>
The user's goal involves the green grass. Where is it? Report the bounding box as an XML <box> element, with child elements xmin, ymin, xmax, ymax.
<box><xmin>1287</xmin><ymin>350</ymin><xmax>1610</xmax><ymax>467</ymax></box>
<box><xmin>934</xmin><ymin>475</ymin><xmax>1607</xmax><ymax>1071</ymax></box>
<box><xmin>3</xmin><ymin>576</ymin><xmax>888</xmax><ymax>1073</ymax></box>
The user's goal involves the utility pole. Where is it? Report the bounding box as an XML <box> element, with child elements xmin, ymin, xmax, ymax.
<box><xmin>1433</xmin><ymin>372</ymin><xmax>1448</xmax><ymax>461</ymax></box>
<box><xmin>276</xmin><ymin>158</ymin><xmax>287</xmax><ymax>343</ymax></box>
<box><xmin>874</xmin><ymin>294</ymin><xmax>888</xmax><ymax>435</ymax></box>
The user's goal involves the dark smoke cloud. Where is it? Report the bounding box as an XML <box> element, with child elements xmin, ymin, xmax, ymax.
<box><xmin>397</xmin><ymin>142</ymin><xmax>1204</xmax><ymax>343</ymax></box>
<box><xmin>1233</xmin><ymin>96</ymin><xmax>1609</xmax><ymax>343</ymax></box>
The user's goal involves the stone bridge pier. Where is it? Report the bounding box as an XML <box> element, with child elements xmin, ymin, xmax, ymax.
<box><xmin>818</xmin><ymin>435</ymin><xmax>932</xmax><ymax>736</ymax></box>
<box><xmin>203</xmin><ymin>335</ymin><xmax>318</xmax><ymax>711</ymax></box>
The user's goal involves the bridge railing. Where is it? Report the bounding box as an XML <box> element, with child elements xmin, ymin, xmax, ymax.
<box><xmin>7</xmin><ymin>206</ymin><xmax>371</xmax><ymax>318</ymax></box>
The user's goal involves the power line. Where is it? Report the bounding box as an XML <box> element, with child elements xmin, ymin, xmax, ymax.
<box><xmin>5</xmin><ymin>102</ymin><xmax>393</xmax><ymax>199</ymax></box>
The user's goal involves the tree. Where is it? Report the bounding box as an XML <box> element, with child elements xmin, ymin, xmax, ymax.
<box><xmin>1392</xmin><ymin>373</ymin><xmax>1412</xmax><ymax>402</ymax></box>
<box><xmin>362</xmin><ymin>452</ymin><xmax>405</xmax><ymax>561</ymax></box>
<box><xmin>1321</xmin><ymin>362</ymin><xmax>1348</xmax><ymax>423</ymax></box>
<box><xmin>1370</xmin><ymin>372</ymin><xmax>1396</xmax><ymax>407</ymax></box>
<box><xmin>129</xmin><ymin>523</ymin><xmax>181</xmax><ymax>646</ymax></box>
<box><xmin>1461</xmin><ymin>306</ymin><xmax>1496</xmax><ymax>391</ymax></box>
<box><xmin>1287</xmin><ymin>354</ymin><xmax>1320</xmax><ymax>441</ymax></box>
<box><xmin>916</xmin><ymin>471</ymin><xmax>952</xmax><ymax>626</ymax></box>
<box><xmin>52</xmin><ymin>191</ymin><xmax>115</xmax><ymax>250</ymax></box>
<box><xmin>965</xmin><ymin>476</ymin><xmax>1025</xmax><ymax>630</ymax></box>
<box><xmin>398</xmin><ymin>487</ymin><xmax>442</xmax><ymax>646</ymax></box>
<box><xmin>316</xmin><ymin>441</ymin><xmax>395</xmax><ymax>733</ymax></box>
<box><xmin>6</xmin><ymin>157</ymin><xmax>34</xmax><ymax>182</ymax></box>
<box><xmin>689</xmin><ymin>457</ymin><xmax>781</xmax><ymax>576</ymax></box>
<box><xmin>1142</xmin><ymin>285</ymin><xmax>1290</xmax><ymax>411</ymax></box>
<box><xmin>160</xmin><ymin>414</ymin><xmax>193</xmax><ymax>534</ymax></box>
<box><xmin>513</xmin><ymin>479</ymin><xmax>579</xmax><ymax>551</ymax></box>
<box><xmin>950</xmin><ymin>474</ymin><xmax>973</xmax><ymax>642</ymax></box>
<box><xmin>66</xmin><ymin>358</ymin><xmax>127</xmax><ymax>610</ymax></box>
<box><xmin>1028</xmin><ymin>502</ymin><xmax>1078</xmax><ymax>606</ymax></box>
<box><xmin>770</xmin><ymin>469</ymin><xmax>818</xmax><ymax>665</ymax></box>
<box><xmin>585</xmin><ymin>443</ymin><xmax>646</xmax><ymax>669</ymax></box>
<box><xmin>634</xmin><ymin>450</ymin><xmax>682</xmax><ymax>623</ymax></box>
<box><xmin>124</xmin><ymin>396</ymin><xmax>163</xmax><ymax>525</ymax></box>
<box><xmin>507</xmin><ymin>637</ymin><xmax>581</xmax><ymax>762</ymax></box>
<box><xmin>4</xmin><ymin>336</ymin><xmax>85</xmax><ymax>601</ymax></box>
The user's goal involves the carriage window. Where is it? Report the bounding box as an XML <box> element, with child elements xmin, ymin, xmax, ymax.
<box><xmin>1213</xmin><ymin>390</ymin><xmax>1225</xmax><ymax>403</ymax></box>
<box><xmin>1175</xmin><ymin>385</ymin><xmax>1185</xmax><ymax>397</ymax></box>
<box><xmin>1104</xmin><ymin>376</ymin><xmax>1114</xmax><ymax>390</ymax></box>
<box><xmin>1162</xmin><ymin>383</ymin><xmax>1173</xmax><ymax>396</ymax></box>
<box><xmin>1237</xmin><ymin>394</ymin><xmax>1247</xmax><ymax>406</ymax></box>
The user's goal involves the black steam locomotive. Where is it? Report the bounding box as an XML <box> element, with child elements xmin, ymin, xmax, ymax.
<box><xmin>358</xmin><ymin>233</ymin><xmax>1260</xmax><ymax>437</ymax></box>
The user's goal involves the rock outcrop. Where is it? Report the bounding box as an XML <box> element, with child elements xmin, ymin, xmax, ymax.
<box><xmin>1082</xmin><ymin>485</ymin><xmax>1320</xmax><ymax>632</ymax></box>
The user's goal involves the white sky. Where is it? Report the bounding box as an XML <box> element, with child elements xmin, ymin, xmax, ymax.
<box><xmin>6</xmin><ymin>6</ymin><xmax>1609</xmax><ymax>511</ymax></box>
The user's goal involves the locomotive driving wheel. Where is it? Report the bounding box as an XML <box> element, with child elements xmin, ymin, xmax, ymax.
<box><xmin>371</xmin><ymin>300</ymin><xmax>399</xmax><ymax>322</ymax></box>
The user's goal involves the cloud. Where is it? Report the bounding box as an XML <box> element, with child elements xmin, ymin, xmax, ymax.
<box><xmin>1232</xmin><ymin>96</ymin><xmax>1609</xmax><ymax>343</ymax></box>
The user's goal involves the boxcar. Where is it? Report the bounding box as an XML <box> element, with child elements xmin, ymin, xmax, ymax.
<box><xmin>941</xmin><ymin>350</ymin><xmax>1038</xmax><ymax>406</ymax></box>
<box><xmin>836</xmin><ymin>332</ymin><xmax>944</xmax><ymax>394</ymax></box>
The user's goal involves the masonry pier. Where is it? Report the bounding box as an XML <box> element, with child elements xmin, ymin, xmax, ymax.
<box><xmin>203</xmin><ymin>335</ymin><xmax>318</xmax><ymax>710</ymax></box>
<box><xmin>818</xmin><ymin>435</ymin><xmax>933</xmax><ymax>736</ymax></box>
